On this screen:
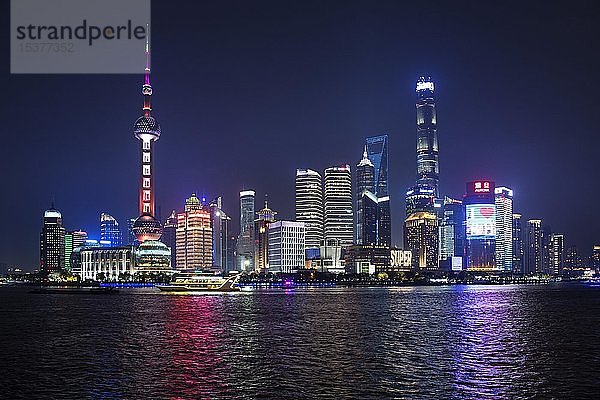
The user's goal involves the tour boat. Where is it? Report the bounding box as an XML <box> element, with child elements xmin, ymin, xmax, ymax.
<box><xmin>156</xmin><ymin>272</ymin><xmax>240</xmax><ymax>292</ymax></box>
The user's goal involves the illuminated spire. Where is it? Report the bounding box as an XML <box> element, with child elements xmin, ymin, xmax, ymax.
<box><xmin>358</xmin><ymin>145</ymin><xmax>373</xmax><ymax>167</ymax></box>
<box><xmin>142</xmin><ymin>24</ymin><xmax>152</xmax><ymax>117</ymax></box>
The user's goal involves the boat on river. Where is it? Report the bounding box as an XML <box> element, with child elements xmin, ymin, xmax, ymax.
<box><xmin>156</xmin><ymin>272</ymin><xmax>240</xmax><ymax>292</ymax></box>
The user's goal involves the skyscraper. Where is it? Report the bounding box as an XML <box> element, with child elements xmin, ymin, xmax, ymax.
<box><xmin>131</xmin><ymin>34</ymin><xmax>163</xmax><ymax>244</ymax></box>
<box><xmin>550</xmin><ymin>233</ymin><xmax>565</xmax><ymax>275</ymax></box>
<box><xmin>295</xmin><ymin>169</ymin><xmax>324</xmax><ymax>250</ymax></box>
<box><xmin>439</xmin><ymin>196</ymin><xmax>465</xmax><ymax>269</ymax></box>
<box><xmin>512</xmin><ymin>213</ymin><xmax>524</xmax><ymax>274</ymax></box>
<box><xmin>525</xmin><ymin>219</ymin><xmax>542</xmax><ymax>274</ymax></box>
<box><xmin>254</xmin><ymin>196</ymin><xmax>276</xmax><ymax>273</ymax></box>
<box><xmin>162</xmin><ymin>210</ymin><xmax>177</xmax><ymax>269</ymax></box>
<box><xmin>355</xmin><ymin>147</ymin><xmax>377</xmax><ymax>246</ymax></box>
<box><xmin>100</xmin><ymin>213</ymin><xmax>122</xmax><ymax>246</ymax></box>
<box><xmin>40</xmin><ymin>206</ymin><xmax>66</xmax><ymax>274</ymax></box>
<box><xmin>365</xmin><ymin>135</ymin><xmax>391</xmax><ymax>246</ymax></box>
<box><xmin>324</xmin><ymin>165</ymin><xmax>353</xmax><ymax>247</ymax></box>
<box><xmin>268</xmin><ymin>221</ymin><xmax>306</xmax><ymax>273</ymax></box>
<box><xmin>464</xmin><ymin>181</ymin><xmax>497</xmax><ymax>271</ymax></box>
<box><xmin>238</xmin><ymin>190</ymin><xmax>256</xmax><ymax>271</ymax></box>
<box><xmin>404</xmin><ymin>212</ymin><xmax>439</xmax><ymax>270</ymax></box>
<box><xmin>208</xmin><ymin>197</ymin><xmax>231</xmax><ymax>272</ymax></box>
<box><xmin>176</xmin><ymin>194</ymin><xmax>213</xmax><ymax>270</ymax></box>
<box><xmin>495</xmin><ymin>187</ymin><xmax>513</xmax><ymax>271</ymax></box>
<box><xmin>415</xmin><ymin>77</ymin><xmax>439</xmax><ymax>197</ymax></box>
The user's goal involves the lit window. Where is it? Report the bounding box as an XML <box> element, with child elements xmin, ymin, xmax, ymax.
<box><xmin>143</xmin><ymin>191</ymin><xmax>151</xmax><ymax>201</ymax></box>
<box><xmin>143</xmin><ymin>203</ymin><xmax>151</xmax><ymax>213</ymax></box>
<box><xmin>143</xmin><ymin>140</ymin><xmax>150</xmax><ymax>150</ymax></box>
<box><xmin>143</xmin><ymin>152</ymin><xmax>151</xmax><ymax>163</ymax></box>
<box><xmin>143</xmin><ymin>165</ymin><xmax>151</xmax><ymax>176</ymax></box>
<box><xmin>143</xmin><ymin>178</ymin><xmax>151</xmax><ymax>188</ymax></box>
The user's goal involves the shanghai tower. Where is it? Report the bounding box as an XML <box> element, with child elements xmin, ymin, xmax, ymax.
<box><xmin>132</xmin><ymin>33</ymin><xmax>163</xmax><ymax>243</ymax></box>
<box><xmin>415</xmin><ymin>76</ymin><xmax>439</xmax><ymax>197</ymax></box>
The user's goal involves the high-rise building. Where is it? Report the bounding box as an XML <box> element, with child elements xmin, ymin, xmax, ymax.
<box><xmin>100</xmin><ymin>213</ymin><xmax>122</xmax><ymax>246</ymax></box>
<box><xmin>40</xmin><ymin>206</ymin><xmax>66</xmax><ymax>274</ymax></box>
<box><xmin>564</xmin><ymin>245</ymin><xmax>583</xmax><ymax>270</ymax></box>
<box><xmin>295</xmin><ymin>169</ymin><xmax>324</xmax><ymax>249</ymax></box>
<box><xmin>415</xmin><ymin>77</ymin><xmax>439</xmax><ymax>197</ymax></box>
<box><xmin>365</xmin><ymin>135</ymin><xmax>391</xmax><ymax>246</ymax></box>
<box><xmin>541</xmin><ymin>226</ymin><xmax>553</xmax><ymax>275</ymax></box>
<box><xmin>226</xmin><ymin>235</ymin><xmax>237</xmax><ymax>272</ymax></box>
<box><xmin>238</xmin><ymin>190</ymin><xmax>256</xmax><ymax>271</ymax></box>
<box><xmin>131</xmin><ymin>35</ymin><xmax>163</xmax><ymax>244</ymax></box>
<box><xmin>550</xmin><ymin>233</ymin><xmax>565</xmax><ymax>275</ymax></box>
<box><xmin>591</xmin><ymin>246</ymin><xmax>600</xmax><ymax>271</ymax></box>
<box><xmin>268</xmin><ymin>221</ymin><xmax>306</xmax><ymax>273</ymax></box>
<box><xmin>208</xmin><ymin>197</ymin><xmax>231</xmax><ymax>272</ymax></box>
<box><xmin>64</xmin><ymin>232</ymin><xmax>73</xmax><ymax>272</ymax></box>
<box><xmin>464</xmin><ymin>181</ymin><xmax>497</xmax><ymax>271</ymax></box>
<box><xmin>525</xmin><ymin>219</ymin><xmax>542</xmax><ymax>274</ymax></box>
<box><xmin>254</xmin><ymin>196</ymin><xmax>276</xmax><ymax>273</ymax></box>
<box><xmin>162</xmin><ymin>210</ymin><xmax>177</xmax><ymax>269</ymax></box>
<box><xmin>494</xmin><ymin>187</ymin><xmax>513</xmax><ymax>271</ymax></box>
<box><xmin>324</xmin><ymin>165</ymin><xmax>353</xmax><ymax>247</ymax></box>
<box><xmin>176</xmin><ymin>194</ymin><xmax>213</xmax><ymax>270</ymax></box>
<box><xmin>68</xmin><ymin>230</ymin><xmax>87</xmax><ymax>275</ymax></box>
<box><xmin>355</xmin><ymin>147</ymin><xmax>377</xmax><ymax>246</ymax></box>
<box><xmin>404</xmin><ymin>212</ymin><xmax>438</xmax><ymax>270</ymax></box>
<box><xmin>405</xmin><ymin>185</ymin><xmax>436</xmax><ymax>216</ymax></box>
<box><xmin>439</xmin><ymin>196</ymin><xmax>465</xmax><ymax>269</ymax></box>
<box><xmin>512</xmin><ymin>213</ymin><xmax>524</xmax><ymax>274</ymax></box>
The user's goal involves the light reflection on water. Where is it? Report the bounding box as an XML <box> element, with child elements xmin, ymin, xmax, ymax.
<box><xmin>0</xmin><ymin>284</ymin><xmax>598</xmax><ymax>399</ymax></box>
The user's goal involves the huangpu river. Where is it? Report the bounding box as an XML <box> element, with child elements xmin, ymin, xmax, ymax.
<box><xmin>1</xmin><ymin>284</ymin><xmax>599</xmax><ymax>399</ymax></box>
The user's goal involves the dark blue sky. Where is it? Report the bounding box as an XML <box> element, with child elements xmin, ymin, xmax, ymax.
<box><xmin>1</xmin><ymin>1</ymin><xmax>599</xmax><ymax>268</ymax></box>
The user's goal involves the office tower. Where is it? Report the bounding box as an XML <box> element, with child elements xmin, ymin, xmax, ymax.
<box><xmin>295</xmin><ymin>169</ymin><xmax>324</xmax><ymax>249</ymax></box>
<box><xmin>324</xmin><ymin>165</ymin><xmax>353</xmax><ymax>247</ymax></box>
<box><xmin>464</xmin><ymin>181</ymin><xmax>497</xmax><ymax>271</ymax></box>
<box><xmin>208</xmin><ymin>197</ymin><xmax>231</xmax><ymax>272</ymax></box>
<box><xmin>131</xmin><ymin>35</ymin><xmax>163</xmax><ymax>243</ymax></box>
<box><xmin>355</xmin><ymin>147</ymin><xmax>377</xmax><ymax>245</ymax></box>
<box><xmin>439</xmin><ymin>196</ymin><xmax>465</xmax><ymax>269</ymax></box>
<box><xmin>227</xmin><ymin>235</ymin><xmax>237</xmax><ymax>272</ymax></box>
<box><xmin>541</xmin><ymin>226</ymin><xmax>553</xmax><ymax>274</ymax></box>
<box><xmin>162</xmin><ymin>210</ymin><xmax>177</xmax><ymax>269</ymax></box>
<box><xmin>254</xmin><ymin>196</ymin><xmax>276</xmax><ymax>273</ymax></box>
<box><xmin>415</xmin><ymin>77</ymin><xmax>439</xmax><ymax>197</ymax></box>
<box><xmin>238</xmin><ymin>190</ymin><xmax>256</xmax><ymax>271</ymax></box>
<box><xmin>268</xmin><ymin>221</ymin><xmax>306</xmax><ymax>273</ymax></box>
<box><xmin>564</xmin><ymin>245</ymin><xmax>582</xmax><ymax>270</ymax></box>
<box><xmin>100</xmin><ymin>213</ymin><xmax>122</xmax><ymax>246</ymax></box>
<box><xmin>365</xmin><ymin>135</ymin><xmax>391</xmax><ymax>246</ymax></box>
<box><xmin>550</xmin><ymin>234</ymin><xmax>565</xmax><ymax>275</ymax></box>
<box><xmin>512</xmin><ymin>213</ymin><xmax>524</xmax><ymax>274</ymax></box>
<box><xmin>405</xmin><ymin>185</ymin><xmax>436</xmax><ymax>215</ymax></box>
<box><xmin>80</xmin><ymin>246</ymin><xmax>135</xmax><ymax>281</ymax></box>
<box><xmin>591</xmin><ymin>246</ymin><xmax>600</xmax><ymax>271</ymax></box>
<box><xmin>525</xmin><ymin>219</ymin><xmax>542</xmax><ymax>274</ymax></box>
<box><xmin>404</xmin><ymin>212</ymin><xmax>439</xmax><ymax>270</ymax></box>
<box><xmin>40</xmin><ymin>206</ymin><xmax>66</xmax><ymax>274</ymax></box>
<box><xmin>125</xmin><ymin>218</ymin><xmax>137</xmax><ymax>245</ymax></box>
<box><xmin>72</xmin><ymin>230</ymin><xmax>87</xmax><ymax>249</ymax></box>
<box><xmin>176</xmin><ymin>194</ymin><xmax>213</xmax><ymax>270</ymax></box>
<box><xmin>64</xmin><ymin>232</ymin><xmax>73</xmax><ymax>272</ymax></box>
<box><xmin>495</xmin><ymin>187</ymin><xmax>513</xmax><ymax>271</ymax></box>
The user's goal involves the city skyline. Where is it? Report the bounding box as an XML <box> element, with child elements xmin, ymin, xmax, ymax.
<box><xmin>2</xmin><ymin>1</ymin><xmax>600</xmax><ymax>268</ymax></box>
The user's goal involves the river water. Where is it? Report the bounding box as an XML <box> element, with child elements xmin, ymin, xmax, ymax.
<box><xmin>0</xmin><ymin>283</ymin><xmax>598</xmax><ymax>399</ymax></box>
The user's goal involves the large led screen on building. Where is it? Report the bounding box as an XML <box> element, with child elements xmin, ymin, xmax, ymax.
<box><xmin>466</xmin><ymin>204</ymin><xmax>496</xmax><ymax>239</ymax></box>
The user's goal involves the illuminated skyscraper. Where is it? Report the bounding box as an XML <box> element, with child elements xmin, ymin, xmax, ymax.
<box><xmin>208</xmin><ymin>197</ymin><xmax>231</xmax><ymax>272</ymax></box>
<box><xmin>268</xmin><ymin>221</ymin><xmax>306</xmax><ymax>273</ymax></box>
<box><xmin>324</xmin><ymin>165</ymin><xmax>353</xmax><ymax>247</ymax></box>
<box><xmin>254</xmin><ymin>196</ymin><xmax>277</xmax><ymax>273</ymax></box>
<box><xmin>238</xmin><ymin>190</ymin><xmax>256</xmax><ymax>271</ymax></box>
<box><xmin>415</xmin><ymin>77</ymin><xmax>439</xmax><ymax>197</ymax></box>
<box><xmin>162</xmin><ymin>210</ymin><xmax>177</xmax><ymax>269</ymax></box>
<box><xmin>295</xmin><ymin>169</ymin><xmax>324</xmax><ymax>249</ymax></box>
<box><xmin>355</xmin><ymin>147</ymin><xmax>377</xmax><ymax>245</ymax></box>
<box><xmin>365</xmin><ymin>135</ymin><xmax>391</xmax><ymax>246</ymax></box>
<box><xmin>512</xmin><ymin>213</ymin><xmax>524</xmax><ymax>274</ymax></box>
<box><xmin>100</xmin><ymin>213</ymin><xmax>122</xmax><ymax>247</ymax></box>
<box><xmin>439</xmin><ymin>196</ymin><xmax>465</xmax><ymax>269</ymax></box>
<box><xmin>550</xmin><ymin>233</ymin><xmax>565</xmax><ymax>275</ymax></box>
<box><xmin>494</xmin><ymin>187</ymin><xmax>513</xmax><ymax>271</ymax></box>
<box><xmin>40</xmin><ymin>206</ymin><xmax>66</xmax><ymax>274</ymax></box>
<box><xmin>176</xmin><ymin>194</ymin><xmax>213</xmax><ymax>270</ymax></box>
<box><xmin>131</xmin><ymin>33</ymin><xmax>163</xmax><ymax>243</ymax></box>
<box><xmin>525</xmin><ymin>219</ymin><xmax>542</xmax><ymax>274</ymax></box>
<box><xmin>404</xmin><ymin>212</ymin><xmax>438</xmax><ymax>270</ymax></box>
<box><xmin>464</xmin><ymin>181</ymin><xmax>497</xmax><ymax>271</ymax></box>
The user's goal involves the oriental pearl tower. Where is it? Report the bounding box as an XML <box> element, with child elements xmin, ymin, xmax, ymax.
<box><xmin>132</xmin><ymin>31</ymin><xmax>163</xmax><ymax>243</ymax></box>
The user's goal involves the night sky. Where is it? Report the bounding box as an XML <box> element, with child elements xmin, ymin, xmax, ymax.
<box><xmin>1</xmin><ymin>1</ymin><xmax>599</xmax><ymax>269</ymax></box>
